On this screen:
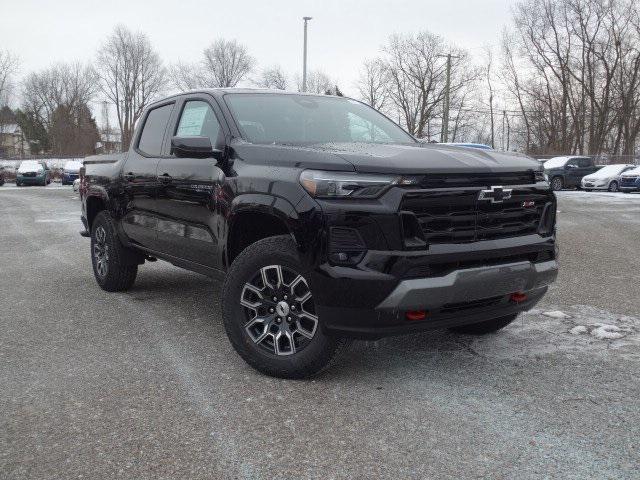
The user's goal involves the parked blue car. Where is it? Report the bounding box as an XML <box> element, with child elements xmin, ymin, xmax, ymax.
<box><xmin>61</xmin><ymin>160</ymin><xmax>83</xmax><ymax>185</ymax></box>
<box><xmin>619</xmin><ymin>166</ymin><xmax>640</xmax><ymax>192</ymax></box>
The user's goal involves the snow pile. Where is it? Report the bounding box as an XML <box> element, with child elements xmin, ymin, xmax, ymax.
<box><xmin>466</xmin><ymin>305</ymin><xmax>640</xmax><ymax>360</ymax></box>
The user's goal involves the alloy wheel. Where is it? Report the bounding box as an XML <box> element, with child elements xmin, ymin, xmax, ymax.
<box><xmin>93</xmin><ymin>226</ymin><xmax>109</xmax><ymax>278</ymax></box>
<box><xmin>609</xmin><ymin>181</ymin><xmax>619</xmax><ymax>192</ymax></box>
<box><xmin>240</xmin><ymin>264</ymin><xmax>318</xmax><ymax>356</ymax></box>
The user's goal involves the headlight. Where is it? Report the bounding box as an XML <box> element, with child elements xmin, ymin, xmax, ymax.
<box><xmin>535</xmin><ymin>170</ymin><xmax>546</xmax><ymax>182</ymax></box>
<box><xmin>299</xmin><ymin>170</ymin><xmax>409</xmax><ymax>198</ymax></box>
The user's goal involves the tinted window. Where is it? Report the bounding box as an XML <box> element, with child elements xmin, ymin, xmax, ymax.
<box><xmin>578</xmin><ymin>158</ymin><xmax>591</xmax><ymax>167</ymax></box>
<box><xmin>176</xmin><ymin>101</ymin><xmax>221</xmax><ymax>144</ymax></box>
<box><xmin>138</xmin><ymin>104</ymin><xmax>174</xmax><ymax>156</ymax></box>
<box><xmin>225</xmin><ymin>94</ymin><xmax>414</xmax><ymax>145</ymax></box>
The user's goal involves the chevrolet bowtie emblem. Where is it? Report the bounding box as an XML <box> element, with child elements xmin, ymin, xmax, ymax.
<box><xmin>478</xmin><ymin>186</ymin><xmax>513</xmax><ymax>203</ymax></box>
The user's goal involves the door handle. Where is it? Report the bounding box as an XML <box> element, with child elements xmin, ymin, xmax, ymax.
<box><xmin>123</xmin><ymin>172</ymin><xmax>135</xmax><ymax>181</ymax></box>
<box><xmin>158</xmin><ymin>173</ymin><xmax>173</xmax><ymax>184</ymax></box>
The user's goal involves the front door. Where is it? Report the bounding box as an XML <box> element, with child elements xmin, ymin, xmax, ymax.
<box><xmin>121</xmin><ymin>102</ymin><xmax>175</xmax><ymax>250</ymax></box>
<box><xmin>155</xmin><ymin>98</ymin><xmax>226</xmax><ymax>270</ymax></box>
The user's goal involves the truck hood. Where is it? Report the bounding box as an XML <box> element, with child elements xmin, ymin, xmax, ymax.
<box><xmin>311</xmin><ymin>142</ymin><xmax>540</xmax><ymax>174</ymax></box>
<box><xmin>234</xmin><ymin>141</ymin><xmax>540</xmax><ymax>174</ymax></box>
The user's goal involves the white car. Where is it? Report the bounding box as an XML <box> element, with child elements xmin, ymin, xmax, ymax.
<box><xmin>581</xmin><ymin>164</ymin><xmax>636</xmax><ymax>192</ymax></box>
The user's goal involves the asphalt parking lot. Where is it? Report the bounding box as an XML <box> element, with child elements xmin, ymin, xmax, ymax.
<box><xmin>1</xmin><ymin>185</ymin><xmax>639</xmax><ymax>479</ymax></box>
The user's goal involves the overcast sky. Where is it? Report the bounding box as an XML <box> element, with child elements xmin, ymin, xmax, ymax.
<box><xmin>2</xmin><ymin>0</ymin><xmax>514</xmax><ymax>107</ymax></box>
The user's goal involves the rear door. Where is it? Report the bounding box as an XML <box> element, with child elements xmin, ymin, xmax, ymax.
<box><xmin>564</xmin><ymin>158</ymin><xmax>582</xmax><ymax>187</ymax></box>
<box><xmin>155</xmin><ymin>96</ymin><xmax>227</xmax><ymax>269</ymax></box>
<box><xmin>121</xmin><ymin>101</ymin><xmax>175</xmax><ymax>250</ymax></box>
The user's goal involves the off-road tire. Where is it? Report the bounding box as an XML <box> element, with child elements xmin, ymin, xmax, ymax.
<box><xmin>222</xmin><ymin>235</ymin><xmax>350</xmax><ymax>379</ymax></box>
<box><xmin>91</xmin><ymin>211</ymin><xmax>138</xmax><ymax>292</ymax></box>
<box><xmin>449</xmin><ymin>313</ymin><xmax>518</xmax><ymax>335</ymax></box>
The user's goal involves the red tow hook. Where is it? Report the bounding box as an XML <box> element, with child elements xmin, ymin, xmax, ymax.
<box><xmin>510</xmin><ymin>292</ymin><xmax>528</xmax><ymax>303</ymax></box>
<box><xmin>406</xmin><ymin>310</ymin><xmax>428</xmax><ymax>321</ymax></box>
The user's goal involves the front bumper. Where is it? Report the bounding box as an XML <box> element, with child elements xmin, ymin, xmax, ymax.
<box><xmin>376</xmin><ymin>259</ymin><xmax>557</xmax><ymax>310</ymax></box>
<box><xmin>311</xmin><ymin>235</ymin><xmax>557</xmax><ymax>339</ymax></box>
<box><xmin>17</xmin><ymin>175</ymin><xmax>46</xmax><ymax>184</ymax></box>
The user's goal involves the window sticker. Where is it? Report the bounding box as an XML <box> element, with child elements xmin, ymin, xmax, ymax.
<box><xmin>177</xmin><ymin>104</ymin><xmax>209</xmax><ymax>136</ymax></box>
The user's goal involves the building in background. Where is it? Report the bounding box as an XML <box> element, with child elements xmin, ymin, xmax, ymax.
<box><xmin>96</xmin><ymin>130</ymin><xmax>121</xmax><ymax>154</ymax></box>
<box><xmin>0</xmin><ymin>123</ymin><xmax>31</xmax><ymax>157</ymax></box>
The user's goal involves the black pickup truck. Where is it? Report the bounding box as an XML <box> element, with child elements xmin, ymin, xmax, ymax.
<box><xmin>80</xmin><ymin>89</ymin><xmax>558</xmax><ymax>378</ymax></box>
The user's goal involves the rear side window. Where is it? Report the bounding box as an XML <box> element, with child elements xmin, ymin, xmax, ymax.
<box><xmin>138</xmin><ymin>103</ymin><xmax>174</xmax><ymax>156</ymax></box>
<box><xmin>578</xmin><ymin>158</ymin><xmax>591</xmax><ymax>167</ymax></box>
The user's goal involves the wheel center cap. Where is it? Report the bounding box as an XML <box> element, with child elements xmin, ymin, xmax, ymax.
<box><xmin>275</xmin><ymin>301</ymin><xmax>290</xmax><ymax>317</ymax></box>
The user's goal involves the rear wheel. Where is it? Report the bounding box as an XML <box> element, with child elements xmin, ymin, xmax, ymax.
<box><xmin>91</xmin><ymin>211</ymin><xmax>138</xmax><ymax>292</ymax></box>
<box><xmin>608</xmin><ymin>181</ymin><xmax>619</xmax><ymax>192</ymax></box>
<box><xmin>222</xmin><ymin>235</ymin><xmax>349</xmax><ymax>379</ymax></box>
<box><xmin>551</xmin><ymin>177</ymin><xmax>563</xmax><ymax>191</ymax></box>
<box><xmin>449</xmin><ymin>313</ymin><xmax>518</xmax><ymax>335</ymax></box>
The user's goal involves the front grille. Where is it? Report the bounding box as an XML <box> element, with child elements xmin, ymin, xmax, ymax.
<box><xmin>402</xmin><ymin>188</ymin><xmax>553</xmax><ymax>244</ymax></box>
<box><xmin>415</xmin><ymin>171</ymin><xmax>535</xmax><ymax>188</ymax></box>
<box><xmin>22</xmin><ymin>172</ymin><xmax>36</xmax><ymax>177</ymax></box>
<box><xmin>621</xmin><ymin>176</ymin><xmax>638</xmax><ymax>184</ymax></box>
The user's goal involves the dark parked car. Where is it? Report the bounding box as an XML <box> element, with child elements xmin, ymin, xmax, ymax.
<box><xmin>16</xmin><ymin>160</ymin><xmax>51</xmax><ymax>186</ymax></box>
<box><xmin>81</xmin><ymin>89</ymin><xmax>558</xmax><ymax>378</ymax></box>
<box><xmin>543</xmin><ymin>156</ymin><xmax>602</xmax><ymax>191</ymax></box>
<box><xmin>620</xmin><ymin>166</ymin><xmax>640</xmax><ymax>192</ymax></box>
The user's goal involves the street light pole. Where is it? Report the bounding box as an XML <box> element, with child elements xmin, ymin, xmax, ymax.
<box><xmin>302</xmin><ymin>16</ymin><xmax>312</xmax><ymax>92</ymax></box>
<box><xmin>437</xmin><ymin>53</ymin><xmax>459</xmax><ymax>143</ymax></box>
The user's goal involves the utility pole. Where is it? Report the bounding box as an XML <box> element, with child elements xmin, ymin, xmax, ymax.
<box><xmin>438</xmin><ymin>53</ymin><xmax>459</xmax><ymax>143</ymax></box>
<box><xmin>302</xmin><ymin>17</ymin><xmax>312</xmax><ymax>92</ymax></box>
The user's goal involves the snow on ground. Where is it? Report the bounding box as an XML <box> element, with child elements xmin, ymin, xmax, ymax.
<box><xmin>0</xmin><ymin>158</ymin><xmax>83</xmax><ymax>170</ymax></box>
<box><xmin>466</xmin><ymin>305</ymin><xmax>640</xmax><ymax>360</ymax></box>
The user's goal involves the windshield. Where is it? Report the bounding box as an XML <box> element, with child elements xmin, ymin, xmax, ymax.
<box><xmin>543</xmin><ymin>157</ymin><xmax>568</xmax><ymax>169</ymax></box>
<box><xmin>225</xmin><ymin>93</ymin><xmax>415</xmax><ymax>145</ymax></box>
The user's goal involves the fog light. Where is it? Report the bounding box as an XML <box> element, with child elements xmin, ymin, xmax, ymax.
<box><xmin>510</xmin><ymin>292</ymin><xmax>528</xmax><ymax>303</ymax></box>
<box><xmin>405</xmin><ymin>310</ymin><xmax>427</xmax><ymax>321</ymax></box>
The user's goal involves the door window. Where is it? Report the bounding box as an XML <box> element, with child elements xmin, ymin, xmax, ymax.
<box><xmin>138</xmin><ymin>103</ymin><xmax>174</xmax><ymax>156</ymax></box>
<box><xmin>176</xmin><ymin>101</ymin><xmax>221</xmax><ymax>145</ymax></box>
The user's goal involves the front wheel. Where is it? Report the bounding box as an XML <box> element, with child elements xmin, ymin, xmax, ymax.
<box><xmin>551</xmin><ymin>177</ymin><xmax>563</xmax><ymax>191</ymax></box>
<box><xmin>608</xmin><ymin>181</ymin><xmax>619</xmax><ymax>192</ymax></box>
<box><xmin>222</xmin><ymin>235</ymin><xmax>349</xmax><ymax>379</ymax></box>
<box><xmin>449</xmin><ymin>313</ymin><xmax>518</xmax><ymax>335</ymax></box>
<box><xmin>91</xmin><ymin>211</ymin><xmax>138</xmax><ymax>292</ymax></box>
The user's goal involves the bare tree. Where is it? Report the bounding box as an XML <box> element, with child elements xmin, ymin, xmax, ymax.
<box><xmin>96</xmin><ymin>25</ymin><xmax>166</xmax><ymax>150</ymax></box>
<box><xmin>356</xmin><ymin>59</ymin><xmax>389</xmax><ymax>111</ymax></box>
<box><xmin>255</xmin><ymin>65</ymin><xmax>288</xmax><ymax>90</ymax></box>
<box><xmin>169</xmin><ymin>61</ymin><xmax>207</xmax><ymax>92</ymax></box>
<box><xmin>21</xmin><ymin>62</ymin><xmax>99</xmax><ymax>154</ymax></box>
<box><xmin>296</xmin><ymin>70</ymin><xmax>332</xmax><ymax>94</ymax></box>
<box><xmin>202</xmin><ymin>39</ymin><xmax>254</xmax><ymax>88</ymax></box>
<box><xmin>484</xmin><ymin>47</ymin><xmax>496</xmax><ymax>148</ymax></box>
<box><xmin>0</xmin><ymin>50</ymin><xmax>20</xmax><ymax>107</ymax></box>
<box><xmin>381</xmin><ymin>32</ymin><xmax>477</xmax><ymax>138</ymax></box>
<box><xmin>22</xmin><ymin>62</ymin><xmax>97</xmax><ymax>128</ymax></box>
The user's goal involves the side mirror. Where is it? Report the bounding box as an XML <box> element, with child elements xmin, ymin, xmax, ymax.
<box><xmin>171</xmin><ymin>136</ymin><xmax>223</xmax><ymax>160</ymax></box>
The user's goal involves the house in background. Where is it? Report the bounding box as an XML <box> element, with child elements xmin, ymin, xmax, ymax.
<box><xmin>95</xmin><ymin>130</ymin><xmax>121</xmax><ymax>154</ymax></box>
<box><xmin>0</xmin><ymin>123</ymin><xmax>31</xmax><ymax>157</ymax></box>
